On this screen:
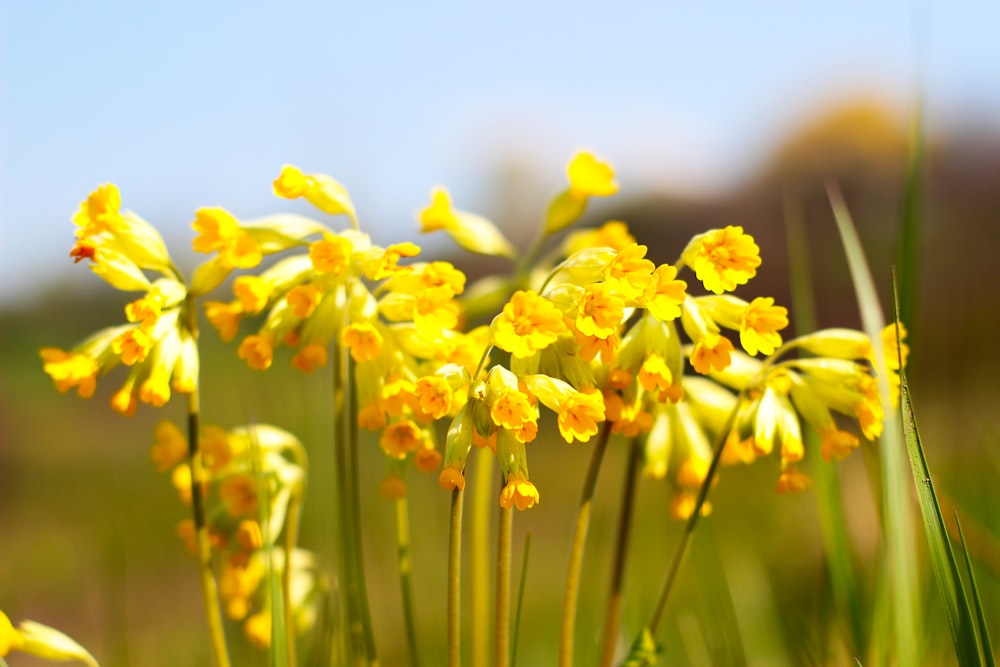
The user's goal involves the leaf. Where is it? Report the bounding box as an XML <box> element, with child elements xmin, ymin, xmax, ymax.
<box><xmin>954</xmin><ymin>511</ymin><xmax>996</xmax><ymax>667</ymax></box>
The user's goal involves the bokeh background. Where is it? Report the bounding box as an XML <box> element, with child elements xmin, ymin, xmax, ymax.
<box><xmin>2</xmin><ymin>2</ymin><xmax>999</xmax><ymax>665</ymax></box>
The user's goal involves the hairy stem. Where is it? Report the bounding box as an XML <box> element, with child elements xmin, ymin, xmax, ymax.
<box><xmin>495</xmin><ymin>506</ymin><xmax>513</xmax><ymax>667</ymax></box>
<box><xmin>448</xmin><ymin>487</ymin><xmax>466</xmax><ymax>667</ymax></box>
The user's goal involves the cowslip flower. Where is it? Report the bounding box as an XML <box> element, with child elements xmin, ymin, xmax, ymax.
<box><xmin>491</xmin><ymin>290</ymin><xmax>567</xmax><ymax>358</ymax></box>
<box><xmin>418</xmin><ymin>187</ymin><xmax>516</xmax><ymax>258</ymax></box>
<box><xmin>682</xmin><ymin>226</ymin><xmax>761</xmax><ymax>294</ymax></box>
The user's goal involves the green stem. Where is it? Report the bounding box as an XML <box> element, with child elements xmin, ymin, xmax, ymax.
<box><xmin>283</xmin><ymin>487</ymin><xmax>303</xmax><ymax>667</ymax></box>
<box><xmin>183</xmin><ymin>297</ymin><xmax>231</xmax><ymax>667</ymax></box>
<box><xmin>471</xmin><ymin>448</ymin><xmax>495</xmax><ymax>667</ymax></box>
<box><xmin>647</xmin><ymin>402</ymin><xmax>740</xmax><ymax>637</ymax></box>
<box><xmin>558</xmin><ymin>422</ymin><xmax>613</xmax><ymax>667</ymax></box>
<box><xmin>448</xmin><ymin>487</ymin><xmax>466</xmax><ymax>667</ymax></box>
<box><xmin>599</xmin><ymin>437</ymin><xmax>643</xmax><ymax>667</ymax></box>
<box><xmin>495</xmin><ymin>506</ymin><xmax>513</xmax><ymax>667</ymax></box>
<box><xmin>395</xmin><ymin>496</ymin><xmax>420</xmax><ymax>667</ymax></box>
<box><xmin>332</xmin><ymin>340</ymin><xmax>366</xmax><ymax>664</ymax></box>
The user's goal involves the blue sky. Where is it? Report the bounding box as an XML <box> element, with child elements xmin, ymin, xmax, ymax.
<box><xmin>2</xmin><ymin>1</ymin><xmax>998</xmax><ymax>306</ymax></box>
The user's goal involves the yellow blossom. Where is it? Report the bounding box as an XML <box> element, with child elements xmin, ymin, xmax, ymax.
<box><xmin>576</xmin><ymin>284</ymin><xmax>624</xmax><ymax>339</ymax></box>
<box><xmin>365</xmin><ymin>242</ymin><xmax>421</xmax><ymax>281</ymax></box>
<box><xmin>415</xmin><ymin>375</ymin><xmax>453</xmax><ymax>420</ymax></box>
<box><xmin>820</xmin><ymin>426</ymin><xmax>860</xmax><ymax>461</ymax></box>
<box><xmin>380</xmin><ymin>420</ymin><xmax>422</xmax><ymax>459</ymax></box>
<box><xmin>150</xmin><ymin>420</ymin><xmax>187</xmax><ymax>472</ymax></box>
<box><xmin>113</xmin><ymin>327</ymin><xmax>153</xmax><ymax>365</ymax></box>
<box><xmin>291</xmin><ymin>342</ymin><xmax>328</xmax><ymax>373</ymax></box>
<box><xmin>499</xmin><ymin>475</ymin><xmax>540</xmax><ymax>511</ymax></box>
<box><xmin>415</xmin><ymin>446</ymin><xmax>443</xmax><ymax>472</ymax></box>
<box><xmin>556</xmin><ymin>390</ymin><xmax>606</xmax><ymax>444</ymax></box>
<box><xmin>273</xmin><ymin>165</ymin><xmax>357</xmax><ymax>220</ymax></box>
<box><xmin>238</xmin><ymin>334</ymin><xmax>275</xmax><ymax>370</ymax></box>
<box><xmin>40</xmin><ymin>348</ymin><xmax>98</xmax><ymax>398</ymax></box>
<box><xmin>111</xmin><ymin>383</ymin><xmax>138</xmax><ymax>416</ymax></box>
<box><xmin>439</xmin><ymin>465</ymin><xmax>466</xmax><ymax>490</ymax></box>
<box><xmin>564</xmin><ymin>220</ymin><xmax>636</xmax><ymax>255</ymax></box>
<box><xmin>233</xmin><ymin>276</ymin><xmax>272</xmax><ymax>314</ymax></box>
<box><xmin>139</xmin><ymin>368</ymin><xmax>171</xmax><ymax>407</ymax></box>
<box><xmin>684</xmin><ymin>226</ymin><xmax>761</xmax><ymax>294</ymax></box>
<box><xmin>309</xmin><ymin>234</ymin><xmax>352</xmax><ymax>275</ymax></box>
<box><xmin>205</xmin><ymin>300</ymin><xmax>243</xmax><ymax>342</ymax></box>
<box><xmin>567</xmin><ymin>151</ymin><xmax>618</xmax><ymax>198</ymax></box>
<box><xmin>605</xmin><ymin>243</ymin><xmax>655</xmax><ymax>300</ymax></box>
<box><xmin>417</xmin><ymin>187</ymin><xmax>516</xmax><ymax>258</ymax></box>
<box><xmin>73</xmin><ymin>183</ymin><xmax>124</xmax><ymax>236</ymax></box>
<box><xmin>740</xmin><ymin>297</ymin><xmax>788</xmax><ymax>356</ymax></box>
<box><xmin>490</xmin><ymin>390</ymin><xmax>537</xmax><ymax>433</ymax></box>
<box><xmin>286</xmin><ymin>282</ymin><xmax>323</xmax><ymax>319</ymax></box>
<box><xmin>690</xmin><ymin>332</ymin><xmax>735</xmax><ymax>375</ymax></box>
<box><xmin>492</xmin><ymin>290</ymin><xmax>566</xmax><ymax>358</ymax></box>
<box><xmin>358</xmin><ymin>402</ymin><xmax>387</xmax><ymax>430</ymax></box>
<box><xmin>342</xmin><ymin>322</ymin><xmax>383</xmax><ymax>362</ymax></box>
<box><xmin>776</xmin><ymin>467</ymin><xmax>812</xmax><ymax>494</ymax></box>
<box><xmin>643</xmin><ymin>264</ymin><xmax>687</xmax><ymax>321</ymax></box>
<box><xmin>220</xmin><ymin>474</ymin><xmax>259</xmax><ymax>517</ymax></box>
<box><xmin>418</xmin><ymin>187</ymin><xmax>458</xmax><ymax>233</ymax></box>
<box><xmin>125</xmin><ymin>295</ymin><xmax>163</xmax><ymax>329</ymax></box>
<box><xmin>192</xmin><ymin>207</ymin><xmax>241</xmax><ymax>254</ymax></box>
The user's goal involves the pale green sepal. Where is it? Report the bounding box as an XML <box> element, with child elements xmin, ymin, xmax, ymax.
<box><xmin>545</xmin><ymin>189</ymin><xmax>588</xmax><ymax>234</ymax></box>
<box><xmin>189</xmin><ymin>256</ymin><xmax>232</xmax><ymax>297</ymax></box>
<box><xmin>17</xmin><ymin>620</ymin><xmax>100</xmax><ymax>667</ymax></box>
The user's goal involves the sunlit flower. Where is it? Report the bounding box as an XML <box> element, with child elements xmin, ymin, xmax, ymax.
<box><xmin>690</xmin><ymin>332</ymin><xmax>735</xmax><ymax>375</ymax></box>
<box><xmin>342</xmin><ymin>322</ymin><xmax>383</xmax><ymax>363</ymax></box>
<box><xmin>643</xmin><ymin>264</ymin><xmax>687</xmax><ymax>321</ymax></box>
<box><xmin>309</xmin><ymin>234</ymin><xmax>353</xmax><ymax>276</ymax></box>
<box><xmin>291</xmin><ymin>342</ymin><xmax>328</xmax><ymax>373</ymax></box>
<box><xmin>233</xmin><ymin>276</ymin><xmax>272</xmax><ymax>315</ymax></box>
<box><xmin>604</xmin><ymin>243</ymin><xmax>654</xmax><ymax>300</ymax></box>
<box><xmin>499</xmin><ymin>474</ymin><xmax>540</xmax><ymax>511</ymax></box>
<box><xmin>567</xmin><ymin>151</ymin><xmax>618</xmax><ymax>198</ymax></box>
<box><xmin>238</xmin><ymin>334</ymin><xmax>275</xmax><ymax>370</ymax></box>
<box><xmin>40</xmin><ymin>348</ymin><xmax>98</xmax><ymax>398</ymax></box>
<box><xmin>380</xmin><ymin>420</ymin><xmax>422</xmax><ymax>459</ymax></box>
<box><xmin>492</xmin><ymin>290</ymin><xmax>566</xmax><ymax>358</ymax></box>
<box><xmin>439</xmin><ymin>465</ymin><xmax>466</xmax><ymax>491</ymax></box>
<box><xmin>740</xmin><ymin>297</ymin><xmax>788</xmax><ymax>356</ymax></box>
<box><xmin>415</xmin><ymin>375</ymin><xmax>453</xmax><ymax>420</ymax></box>
<box><xmin>576</xmin><ymin>284</ymin><xmax>624</xmax><ymax>339</ymax></box>
<box><xmin>684</xmin><ymin>226</ymin><xmax>761</xmax><ymax>294</ymax></box>
<box><xmin>820</xmin><ymin>426</ymin><xmax>860</xmax><ymax>461</ymax></box>
<box><xmin>776</xmin><ymin>467</ymin><xmax>811</xmax><ymax>494</ymax></box>
<box><xmin>205</xmin><ymin>300</ymin><xmax>244</xmax><ymax>342</ymax></box>
<box><xmin>556</xmin><ymin>390</ymin><xmax>606</xmax><ymax>444</ymax></box>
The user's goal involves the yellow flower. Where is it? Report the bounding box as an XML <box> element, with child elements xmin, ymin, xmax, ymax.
<box><xmin>380</xmin><ymin>476</ymin><xmax>408</xmax><ymax>499</ymax></box>
<box><xmin>415</xmin><ymin>375</ymin><xmax>453</xmax><ymax>420</ymax></box>
<box><xmin>490</xmin><ymin>390</ymin><xmax>536</xmax><ymax>434</ymax></box>
<box><xmin>415</xmin><ymin>446</ymin><xmax>443</xmax><ymax>472</ymax></box>
<box><xmin>417</xmin><ymin>187</ymin><xmax>516</xmax><ymax>258</ymax></box>
<box><xmin>73</xmin><ymin>183</ymin><xmax>124</xmax><ymax>237</ymax></box>
<box><xmin>0</xmin><ymin>610</ymin><xmax>23</xmax><ymax>656</ymax></box>
<box><xmin>218</xmin><ymin>233</ymin><xmax>263</xmax><ymax>270</ymax></box>
<box><xmin>111</xmin><ymin>382</ymin><xmax>138</xmax><ymax>416</ymax></box>
<box><xmin>776</xmin><ymin>467</ymin><xmax>812</xmax><ymax>494</ymax></box>
<box><xmin>557</xmin><ymin>390</ymin><xmax>606</xmax><ymax>444</ymax></box>
<box><xmin>380</xmin><ymin>420</ymin><xmax>422</xmax><ymax>459</ymax></box>
<box><xmin>684</xmin><ymin>226</ymin><xmax>761</xmax><ymax>294</ymax></box>
<box><xmin>438</xmin><ymin>465</ymin><xmax>466</xmax><ymax>490</ymax></box>
<box><xmin>40</xmin><ymin>348</ymin><xmax>98</xmax><ymax>398</ymax></box>
<box><xmin>291</xmin><ymin>342</ymin><xmax>328</xmax><ymax>373</ymax></box>
<box><xmin>285</xmin><ymin>282</ymin><xmax>323</xmax><ymax>319</ymax></box>
<box><xmin>139</xmin><ymin>368</ymin><xmax>171</xmax><ymax>407</ymax></box>
<box><xmin>643</xmin><ymin>264</ymin><xmax>687</xmax><ymax>321</ymax></box>
<box><xmin>192</xmin><ymin>207</ymin><xmax>241</xmax><ymax>254</ymax></box>
<box><xmin>500</xmin><ymin>475</ymin><xmax>540</xmax><ymax>511</ymax></box>
<box><xmin>364</xmin><ymin>242</ymin><xmax>421</xmax><ymax>281</ymax></box>
<box><xmin>820</xmin><ymin>426</ymin><xmax>860</xmax><ymax>461</ymax></box>
<box><xmin>309</xmin><ymin>234</ymin><xmax>353</xmax><ymax>275</ymax></box>
<box><xmin>220</xmin><ymin>474</ymin><xmax>259</xmax><ymax>518</ymax></box>
<box><xmin>238</xmin><ymin>334</ymin><xmax>275</xmax><ymax>370</ymax></box>
<box><xmin>273</xmin><ymin>165</ymin><xmax>357</xmax><ymax>221</ymax></box>
<box><xmin>125</xmin><ymin>294</ymin><xmax>163</xmax><ymax>329</ymax></box>
<box><xmin>272</xmin><ymin>164</ymin><xmax>310</xmax><ymax>198</ymax></box>
<box><xmin>418</xmin><ymin>187</ymin><xmax>458</xmax><ymax>233</ymax></box>
<box><xmin>150</xmin><ymin>420</ymin><xmax>187</xmax><ymax>472</ymax></box>
<box><xmin>219</xmin><ymin>557</ymin><xmax>264</xmax><ymax>620</ymax></box>
<box><xmin>358</xmin><ymin>402</ymin><xmax>387</xmax><ymax>430</ymax></box>
<box><xmin>113</xmin><ymin>327</ymin><xmax>153</xmax><ymax>366</ymax></box>
<box><xmin>567</xmin><ymin>151</ymin><xmax>618</xmax><ymax>198</ymax></box>
<box><xmin>233</xmin><ymin>276</ymin><xmax>272</xmax><ymax>314</ymax></box>
<box><xmin>604</xmin><ymin>243</ymin><xmax>655</xmax><ymax>300</ymax></box>
<box><xmin>492</xmin><ymin>290</ymin><xmax>566</xmax><ymax>358</ymax></box>
<box><xmin>638</xmin><ymin>353</ymin><xmax>673</xmax><ymax>393</ymax></box>
<box><xmin>204</xmin><ymin>300</ymin><xmax>243</xmax><ymax>342</ymax></box>
<box><xmin>342</xmin><ymin>322</ymin><xmax>383</xmax><ymax>362</ymax></box>
<box><xmin>740</xmin><ymin>297</ymin><xmax>788</xmax><ymax>356</ymax></box>
<box><xmin>576</xmin><ymin>284</ymin><xmax>624</xmax><ymax>339</ymax></box>
<box><xmin>690</xmin><ymin>333</ymin><xmax>734</xmax><ymax>375</ymax></box>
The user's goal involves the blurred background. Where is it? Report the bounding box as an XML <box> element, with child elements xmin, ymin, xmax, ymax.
<box><xmin>2</xmin><ymin>1</ymin><xmax>999</xmax><ymax>665</ymax></box>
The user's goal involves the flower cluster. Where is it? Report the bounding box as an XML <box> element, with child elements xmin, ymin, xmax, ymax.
<box><xmin>152</xmin><ymin>420</ymin><xmax>319</xmax><ymax>648</ymax></box>
<box><xmin>42</xmin><ymin>185</ymin><xmax>197</xmax><ymax>415</ymax></box>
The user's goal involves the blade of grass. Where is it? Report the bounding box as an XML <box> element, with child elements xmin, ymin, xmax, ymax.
<box><xmin>827</xmin><ymin>184</ymin><xmax>919</xmax><ymax>666</ymax></box>
<box><xmin>898</xmin><ymin>367</ymin><xmax>983</xmax><ymax>666</ymax></box>
<box><xmin>785</xmin><ymin>189</ymin><xmax>867</xmax><ymax>656</ymax></box>
<box><xmin>954</xmin><ymin>511</ymin><xmax>996</xmax><ymax>667</ymax></box>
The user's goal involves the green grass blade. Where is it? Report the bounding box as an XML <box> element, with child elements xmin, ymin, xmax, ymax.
<box><xmin>896</xmin><ymin>97</ymin><xmax>925</xmax><ymax>335</ymax></box>
<box><xmin>899</xmin><ymin>369</ymin><xmax>982</xmax><ymax>666</ymax></box>
<box><xmin>827</xmin><ymin>184</ymin><xmax>919</xmax><ymax>666</ymax></box>
<box><xmin>785</xmin><ymin>189</ymin><xmax>867</xmax><ymax>656</ymax></box>
<box><xmin>956</xmin><ymin>512</ymin><xmax>995</xmax><ymax>666</ymax></box>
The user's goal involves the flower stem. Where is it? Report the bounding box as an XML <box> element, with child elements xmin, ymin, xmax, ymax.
<box><xmin>183</xmin><ymin>297</ymin><xmax>231</xmax><ymax>667</ymax></box>
<box><xmin>558</xmin><ymin>422</ymin><xmax>613</xmax><ymax>667</ymax></box>
<box><xmin>471</xmin><ymin>448</ymin><xmax>495</xmax><ymax>667</ymax></box>
<box><xmin>283</xmin><ymin>486</ymin><xmax>303</xmax><ymax>667</ymax></box>
<box><xmin>495</xmin><ymin>505</ymin><xmax>513</xmax><ymax>667</ymax></box>
<box><xmin>448</xmin><ymin>486</ymin><xmax>465</xmax><ymax>667</ymax></box>
<box><xmin>395</xmin><ymin>496</ymin><xmax>420</xmax><ymax>667</ymax></box>
<box><xmin>598</xmin><ymin>437</ymin><xmax>643</xmax><ymax>667</ymax></box>
<box><xmin>647</xmin><ymin>402</ymin><xmax>740</xmax><ymax>636</ymax></box>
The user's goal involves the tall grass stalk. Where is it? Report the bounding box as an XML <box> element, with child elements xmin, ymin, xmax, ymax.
<box><xmin>784</xmin><ymin>191</ymin><xmax>866</xmax><ymax>655</ymax></box>
<box><xmin>558</xmin><ymin>422</ymin><xmax>613</xmax><ymax>667</ymax></box>
<box><xmin>828</xmin><ymin>185</ymin><xmax>919</xmax><ymax>666</ymax></box>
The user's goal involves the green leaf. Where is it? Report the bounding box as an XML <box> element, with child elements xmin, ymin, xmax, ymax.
<box><xmin>899</xmin><ymin>370</ymin><xmax>983</xmax><ymax>666</ymax></box>
<box><xmin>827</xmin><ymin>185</ymin><xmax>920</xmax><ymax>665</ymax></box>
<box><xmin>954</xmin><ymin>511</ymin><xmax>996</xmax><ymax>667</ymax></box>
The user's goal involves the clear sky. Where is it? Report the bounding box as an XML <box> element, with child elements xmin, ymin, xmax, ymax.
<box><xmin>2</xmin><ymin>1</ymin><xmax>998</xmax><ymax>306</ymax></box>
